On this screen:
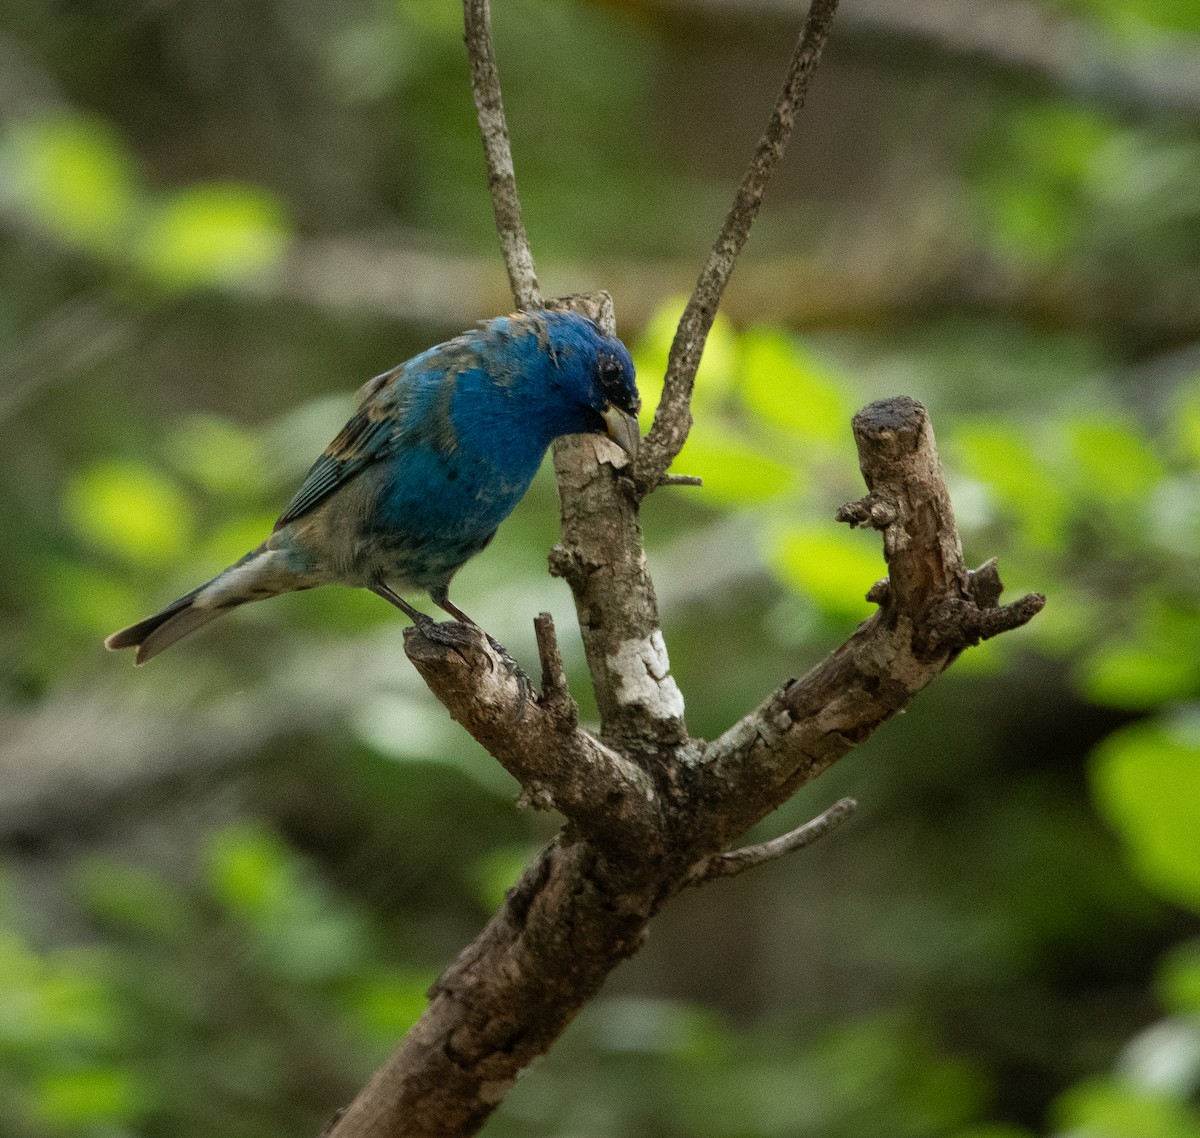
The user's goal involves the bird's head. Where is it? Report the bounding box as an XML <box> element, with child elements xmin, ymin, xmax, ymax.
<box><xmin>538</xmin><ymin>311</ymin><xmax>641</xmax><ymax>460</ymax></box>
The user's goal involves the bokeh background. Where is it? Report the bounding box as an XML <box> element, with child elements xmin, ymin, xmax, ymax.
<box><xmin>2</xmin><ymin>0</ymin><xmax>1200</xmax><ymax>1135</ymax></box>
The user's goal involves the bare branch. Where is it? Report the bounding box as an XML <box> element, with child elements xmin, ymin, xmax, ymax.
<box><xmin>328</xmin><ymin>837</ymin><xmax>661</xmax><ymax>1138</ymax></box>
<box><xmin>463</xmin><ymin>0</ymin><xmax>542</xmax><ymax>310</ymax></box>
<box><xmin>325</xmin><ymin>394</ymin><xmax>1041</xmax><ymax>1138</ymax></box>
<box><xmin>400</xmin><ymin>621</ymin><xmax>656</xmax><ymax>840</ymax></box>
<box><xmin>545</xmin><ymin>292</ymin><xmax>690</xmax><ymax>752</ymax></box>
<box><xmin>323</xmin><ymin>1</ymin><xmax>1047</xmax><ymax>1132</ymax></box>
<box><xmin>696</xmin><ymin>396</ymin><xmax>1044</xmax><ymax>841</ymax></box>
<box><xmin>533</xmin><ymin>611</ymin><xmax>576</xmax><ymax>725</ymax></box>
<box><xmin>635</xmin><ymin>0</ymin><xmax>841</xmax><ymax>495</ymax></box>
<box><xmin>687</xmin><ymin>797</ymin><xmax>858</xmax><ymax>885</ymax></box>
<box><xmin>232</xmin><ymin>227</ymin><xmax>1200</xmax><ymax>348</ymax></box>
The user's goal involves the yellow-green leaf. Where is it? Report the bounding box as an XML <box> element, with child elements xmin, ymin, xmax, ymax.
<box><xmin>34</xmin><ymin>1068</ymin><xmax>148</xmax><ymax>1126</ymax></box>
<box><xmin>1067</xmin><ymin>416</ymin><xmax>1164</xmax><ymax>504</ymax></box>
<box><xmin>951</xmin><ymin>425</ymin><xmax>1070</xmax><ymax>551</ymax></box>
<box><xmin>138</xmin><ymin>183</ymin><xmax>289</xmax><ymax>289</ymax></box>
<box><xmin>1091</xmin><ymin>720</ymin><xmax>1200</xmax><ymax>912</ymax></box>
<box><xmin>1080</xmin><ymin>645</ymin><xmax>1198</xmax><ymax>711</ymax></box>
<box><xmin>674</xmin><ymin>421</ymin><xmax>795</xmax><ymax>505</ymax></box>
<box><xmin>739</xmin><ymin>327</ymin><xmax>851</xmax><ymax>444</ymax></box>
<box><xmin>770</xmin><ymin>525</ymin><xmax>884</xmax><ymax>619</ymax></box>
<box><xmin>63</xmin><ymin>460</ymin><xmax>193</xmax><ymax>567</ymax></box>
<box><xmin>1158</xmin><ymin>940</ymin><xmax>1200</xmax><ymax>1015</ymax></box>
<box><xmin>634</xmin><ymin>297</ymin><xmax>740</xmax><ymax>428</ymax></box>
<box><xmin>167</xmin><ymin>414</ymin><xmax>266</xmax><ymax>497</ymax></box>
<box><xmin>1</xmin><ymin>115</ymin><xmax>137</xmax><ymax>254</ymax></box>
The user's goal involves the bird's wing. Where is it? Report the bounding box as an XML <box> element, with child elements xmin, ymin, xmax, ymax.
<box><xmin>274</xmin><ymin>366</ymin><xmax>404</xmax><ymax>529</ymax></box>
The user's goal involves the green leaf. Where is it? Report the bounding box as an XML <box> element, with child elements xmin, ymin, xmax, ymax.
<box><xmin>34</xmin><ymin>1067</ymin><xmax>148</xmax><ymax>1126</ymax></box>
<box><xmin>36</xmin><ymin>560</ymin><xmax>142</xmax><ymax>635</ymax></box>
<box><xmin>1079</xmin><ymin>646</ymin><xmax>1198</xmax><ymax>711</ymax></box>
<box><xmin>1172</xmin><ymin>375</ymin><xmax>1200</xmax><ymax>469</ymax></box>
<box><xmin>63</xmin><ymin>459</ymin><xmax>193</xmax><ymax>567</ymax></box>
<box><xmin>979</xmin><ymin>178</ymin><xmax>1078</xmax><ymax>264</ymax></box>
<box><xmin>206</xmin><ymin>825</ymin><xmax>370</xmax><ymax>984</ymax></box>
<box><xmin>1066</xmin><ymin>416</ymin><xmax>1165</xmax><ymax>505</ymax></box>
<box><xmin>0</xmin><ymin>935</ymin><xmax>121</xmax><ymax>1051</ymax></box>
<box><xmin>769</xmin><ymin>525</ymin><xmax>884</xmax><ymax>620</ymax></box>
<box><xmin>343</xmin><ymin>968</ymin><xmax>435</xmax><ymax>1043</ymax></box>
<box><xmin>137</xmin><ymin>183</ymin><xmax>289</xmax><ymax>289</ymax></box>
<box><xmin>738</xmin><ymin>327</ymin><xmax>851</xmax><ymax>445</ymax></box>
<box><xmin>672</xmin><ymin>421</ymin><xmax>795</xmax><ymax>505</ymax></box>
<box><xmin>1158</xmin><ymin>940</ymin><xmax>1200</xmax><ymax>1015</ymax></box>
<box><xmin>951</xmin><ymin>424</ymin><xmax>1070</xmax><ymax>551</ymax></box>
<box><xmin>166</xmin><ymin>414</ymin><xmax>267</xmax><ymax>497</ymax></box>
<box><xmin>1008</xmin><ymin>105</ymin><xmax>1116</xmax><ymax>184</ymax></box>
<box><xmin>1091</xmin><ymin>718</ymin><xmax>1200</xmax><ymax>911</ymax></box>
<box><xmin>74</xmin><ymin>859</ymin><xmax>194</xmax><ymax>942</ymax></box>
<box><xmin>1</xmin><ymin>115</ymin><xmax>138</xmax><ymax>254</ymax></box>
<box><xmin>1051</xmin><ymin>1076</ymin><xmax>1200</xmax><ymax>1138</ymax></box>
<box><xmin>471</xmin><ymin>845</ymin><xmax>538</xmax><ymax>911</ymax></box>
<box><xmin>634</xmin><ymin>297</ymin><xmax>740</xmax><ymax>429</ymax></box>
<box><xmin>206</xmin><ymin>825</ymin><xmax>286</xmax><ymax>920</ymax></box>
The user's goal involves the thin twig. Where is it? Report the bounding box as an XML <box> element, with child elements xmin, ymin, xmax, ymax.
<box><xmin>636</xmin><ymin>0</ymin><xmax>841</xmax><ymax>495</ymax></box>
<box><xmin>533</xmin><ymin>612</ymin><xmax>577</xmax><ymax>726</ymax></box>
<box><xmin>688</xmin><ymin>798</ymin><xmax>858</xmax><ymax>884</ymax></box>
<box><xmin>463</xmin><ymin>0</ymin><xmax>542</xmax><ymax>310</ymax></box>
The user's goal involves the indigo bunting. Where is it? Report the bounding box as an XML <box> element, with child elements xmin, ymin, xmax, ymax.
<box><xmin>106</xmin><ymin>311</ymin><xmax>640</xmax><ymax>664</ymax></box>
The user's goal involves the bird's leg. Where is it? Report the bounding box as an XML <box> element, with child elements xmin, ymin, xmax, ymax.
<box><xmin>426</xmin><ymin>583</ymin><xmax>478</xmax><ymax>626</ymax></box>
<box><xmin>429</xmin><ymin>586</ymin><xmax>519</xmax><ymax>680</ymax></box>
<box><xmin>434</xmin><ymin>597</ymin><xmax>478</xmax><ymax>626</ymax></box>
<box><xmin>370</xmin><ymin>582</ymin><xmax>439</xmax><ymax>634</ymax></box>
<box><xmin>371</xmin><ymin>582</ymin><xmax>484</xmax><ymax>664</ymax></box>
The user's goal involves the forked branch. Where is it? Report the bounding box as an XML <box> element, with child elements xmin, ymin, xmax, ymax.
<box><xmin>635</xmin><ymin>0</ymin><xmax>842</xmax><ymax>494</ymax></box>
<box><xmin>330</xmin><ymin>396</ymin><xmax>1042</xmax><ymax>1138</ymax></box>
<box><xmin>322</xmin><ymin>3</ymin><xmax>1045</xmax><ymax>1137</ymax></box>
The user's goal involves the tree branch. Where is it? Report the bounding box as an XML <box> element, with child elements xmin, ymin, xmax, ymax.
<box><xmin>696</xmin><ymin>396</ymin><xmax>1044</xmax><ymax>841</ymax></box>
<box><xmin>463</xmin><ymin>0</ymin><xmax>542</xmax><ymax>310</ymax></box>
<box><xmin>328</xmin><ymin>392</ymin><xmax>1041</xmax><ymax>1138</ymax></box>
<box><xmin>686</xmin><ymin>797</ymin><xmax>858</xmax><ymax>885</ymax></box>
<box><xmin>400</xmin><ymin>621</ymin><xmax>657</xmax><ymax>843</ymax></box>
<box><xmin>546</xmin><ymin>292</ymin><xmax>690</xmax><ymax>754</ymax></box>
<box><xmin>324</xmin><ymin>4</ymin><xmax>1043</xmax><ymax>1136</ymax></box>
<box><xmin>662</xmin><ymin>0</ymin><xmax>1200</xmax><ymax>118</ymax></box>
<box><xmin>635</xmin><ymin>0</ymin><xmax>842</xmax><ymax>495</ymax></box>
<box><xmin>533</xmin><ymin>611</ymin><xmax>575</xmax><ymax>724</ymax></box>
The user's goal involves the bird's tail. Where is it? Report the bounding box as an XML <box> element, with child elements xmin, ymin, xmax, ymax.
<box><xmin>105</xmin><ymin>542</ymin><xmax>300</xmax><ymax>665</ymax></box>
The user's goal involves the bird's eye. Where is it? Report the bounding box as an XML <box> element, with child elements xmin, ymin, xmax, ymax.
<box><xmin>598</xmin><ymin>356</ymin><xmax>624</xmax><ymax>393</ymax></box>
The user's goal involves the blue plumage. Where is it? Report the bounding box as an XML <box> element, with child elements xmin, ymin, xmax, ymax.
<box><xmin>106</xmin><ymin>311</ymin><xmax>640</xmax><ymax>663</ymax></box>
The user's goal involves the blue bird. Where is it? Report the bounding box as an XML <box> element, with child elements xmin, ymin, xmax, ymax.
<box><xmin>106</xmin><ymin>310</ymin><xmax>640</xmax><ymax>664</ymax></box>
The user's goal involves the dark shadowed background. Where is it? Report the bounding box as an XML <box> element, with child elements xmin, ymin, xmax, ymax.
<box><xmin>1</xmin><ymin>1</ymin><xmax>1199</xmax><ymax>1135</ymax></box>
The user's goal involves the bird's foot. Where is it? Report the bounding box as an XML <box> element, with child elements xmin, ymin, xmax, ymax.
<box><xmin>404</xmin><ymin>612</ymin><xmax>476</xmax><ymax>654</ymax></box>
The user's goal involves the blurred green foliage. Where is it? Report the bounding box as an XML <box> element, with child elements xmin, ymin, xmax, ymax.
<box><xmin>1</xmin><ymin>0</ymin><xmax>1200</xmax><ymax>1135</ymax></box>
<box><xmin>0</xmin><ymin>115</ymin><xmax>290</xmax><ymax>291</ymax></box>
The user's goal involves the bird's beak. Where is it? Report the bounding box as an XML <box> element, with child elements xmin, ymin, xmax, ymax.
<box><xmin>601</xmin><ymin>405</ymin><xmax>640</xmax><ymax>460</ymax></box>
